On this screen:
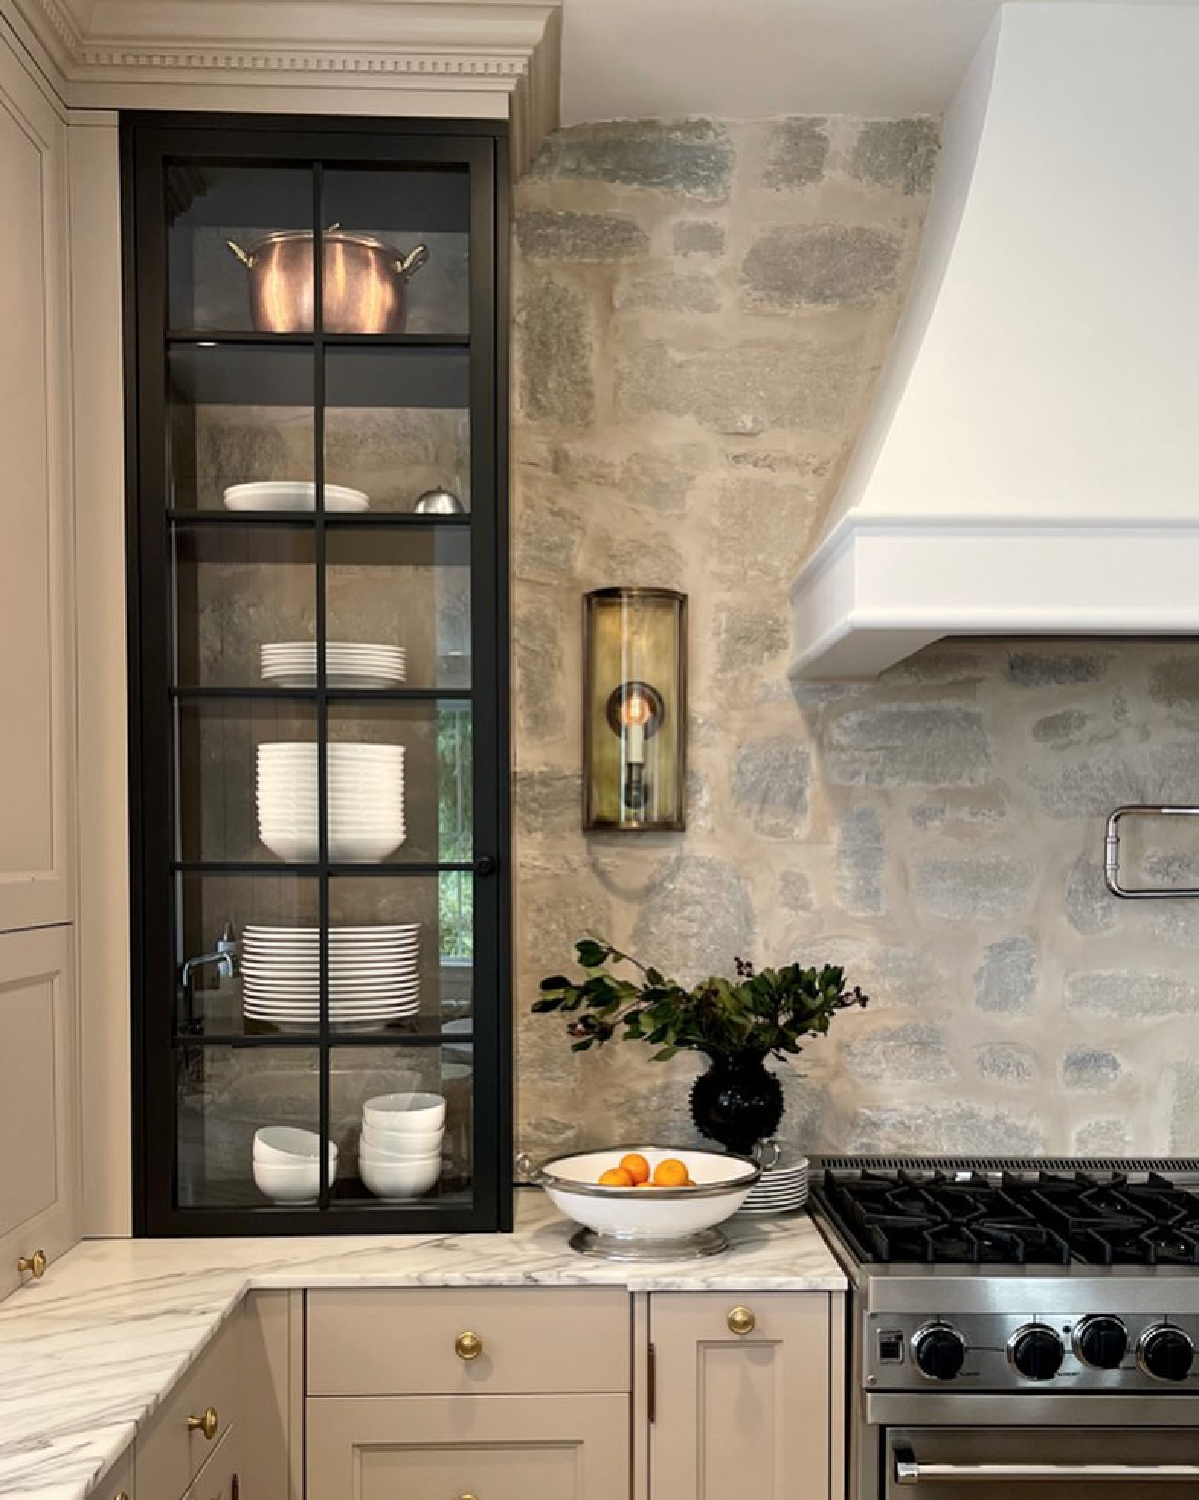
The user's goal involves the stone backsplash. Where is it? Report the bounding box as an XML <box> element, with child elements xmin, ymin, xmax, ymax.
<box><xmin>511</xmin><ymin>116</ymin><xmax>1199</xmax><ymax>1163</ymax></box>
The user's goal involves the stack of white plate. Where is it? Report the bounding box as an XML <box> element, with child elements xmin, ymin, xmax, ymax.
<box><xmin>223</xmin><ymin>480</ymin><xmax>369</xmax><ymax>513</ymax></box>
<box><xmin>737</xmin><ymin>1153</ymin><xmax>809</xmax><ymax>1217</ymax></box>
<box><xmin>256</xmin><ymin>742</ymin><xmax>406</xmax><ymax>862</ymax></box>
<box><xmin>260</xmin><ymin>641</ymin><xmax>407</xmax><ymax>689</ymax></box>
<box><xmin>241</xmin><ymin>924</ymin><xmax>421</xmax><ymax>1031</ymax></box>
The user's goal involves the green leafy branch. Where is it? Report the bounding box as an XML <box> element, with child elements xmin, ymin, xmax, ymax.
<box><xmin>533</xmin><ymin>937</ymin><xmax>868</xmax><ymax>1063</ymax></box>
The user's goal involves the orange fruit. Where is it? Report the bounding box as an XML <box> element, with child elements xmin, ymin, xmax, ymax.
<box><xmin>652</xmin><ymin>1157</ymin><xmax>690</xmax><ymax>1188</ymax></box>
<box><xmin>598</xmin><ymin>1167</ymin><xmax>634</xmax><ymax>1187</ymax></box>
<box><xmin>620</xmin><ymin>1152</ymin><xmax>651</xmax><ymax>1185</ymax></box>
<box><xmin>635</xmin><ymin>1179</ymin><xmax>656</xmax><ymax>1187</ymax></box>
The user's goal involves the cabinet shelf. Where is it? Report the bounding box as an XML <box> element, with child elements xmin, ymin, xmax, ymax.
<box><xmin>173</xmin><ymin>1028</ymin><xmax>474</xmax><ymax>1049</ymax></box>
<box><xmin>167</xmin><ymin>510</ymin><xmax>471</xmax><ymax>528</ymax></box>
<box><xmin>171</xmin><ymin>861</ymin><xmax>477</xmax><ymax>876</ymax></box>
<box><xmin>168</xmin><ymin>330</ymin><xmax>472</xmax><ymax>349</ymax></box>
<box><xmin>169</xmin><ymin>687</ymin><xmax>472</xmax><ymax>704</ymax></box>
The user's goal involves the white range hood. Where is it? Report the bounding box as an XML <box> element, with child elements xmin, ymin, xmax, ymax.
<box><xmin>790</xmin><ymin>2</ymin><xmax>1199</xmax><ymax>679</ymax></box>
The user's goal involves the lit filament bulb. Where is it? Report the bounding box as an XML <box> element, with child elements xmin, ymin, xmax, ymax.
<box><xmin>619</xmin><ymin>687</ymin><xmax>653</xmax><ymax>766</ymax></box>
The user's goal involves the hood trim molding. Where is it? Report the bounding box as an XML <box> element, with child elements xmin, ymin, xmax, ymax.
<box><xmin>790</xmin><ymin>513</ymin><xmax>1199</xmax><ymax>679</ymax></box>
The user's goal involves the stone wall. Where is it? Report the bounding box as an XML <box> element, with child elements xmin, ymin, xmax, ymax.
<box><xmin>511</xmin><ymin>117</ymin><xmax>1199</xmax><ymax>1164</ymax></box>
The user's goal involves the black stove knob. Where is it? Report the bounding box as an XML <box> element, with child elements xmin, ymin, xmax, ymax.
<box><xmin>1138</xmin><ymin>1325</ymin><xmax>1194</xmax><ymax>1383</ymax></box>
<box><xmin>1073</xmin><ymin>1315</ymin><xmax>1128</xmax><ymax>1370</ymax></box>
<box><xmin>913</xmin><ymin>1323</ymin><xmax>967</xmax><ymax>1381</ymax></box>
<box><xmin>1009</xmin><ymin>1324</ymin><xmax>1065</xmax><ymax>1381</ymax></box>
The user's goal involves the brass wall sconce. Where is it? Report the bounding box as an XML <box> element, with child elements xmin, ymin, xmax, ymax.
<box><xmin>582</xmin><ymin>587</ymin><xmax>687</xmax><ymax>831</ymax></box>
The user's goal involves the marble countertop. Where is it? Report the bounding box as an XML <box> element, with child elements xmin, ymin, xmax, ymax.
<box><xmin>0</xmin><ymin>1192</ymin><xmax>844</xmax><ymax>1500</ymax></box>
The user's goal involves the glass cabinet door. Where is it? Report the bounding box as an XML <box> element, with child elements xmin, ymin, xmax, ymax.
<box><xmin>127</xmin><ymin>119</ymin><xmax>507</xmax><ymax>1234</ymax></box>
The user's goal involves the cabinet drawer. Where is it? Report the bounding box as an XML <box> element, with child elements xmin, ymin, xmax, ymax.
<box><xmin>307</xmin><ymin>1393</ymin><xmax>629</xmax><ymax>1500</ymax></box>
<box><xmin>307</xmin><ymin>1287</ymin><xmax>630</xmax><ymax>1395</ymax></box>
<box><xmin>136</xmin><ymin>1319</ymin><xmax>240</xmax><ymax>1499</ymax></box>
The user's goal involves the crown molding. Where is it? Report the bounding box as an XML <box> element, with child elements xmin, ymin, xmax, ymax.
<box><xmin>4</xmin><ymin>0</ymin><xmax>560</xmax><ymax>169</ymax></box>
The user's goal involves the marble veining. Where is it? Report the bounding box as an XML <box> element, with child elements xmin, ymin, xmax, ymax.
<box><xmin>0</xmin><ymin>1193</ymin><xmax>843</xmax><ymax>1500</ymax></box>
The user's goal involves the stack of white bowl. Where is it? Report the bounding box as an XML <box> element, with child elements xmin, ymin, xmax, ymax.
<box><xmin>737</xmin><ymin>1152</ymin><xmax>809</xmax><ymax>1217</ymax></box>
<box><xmin>241</xmin><ymin>924</ymin><xmax>421</xmax><ymax>1031</ymax></box>
<box><xmin>256</xmin><ymin>742</ymin><xmax>406</xmax><ymax>862</ymax></box>
<box><xmin>252</xmin><ymin>1125</ymin><xmax>338</xmax><ymax>1204</ymax></box>
<box><xmin>260</xmin><ymin>641</ymin><xmax>407</xmax><ymax>690</ymax></box>
<box><xmin>359</xmin><ymin>1092</ymin><xmax>445</xmax><ymax>1200</ymax></box>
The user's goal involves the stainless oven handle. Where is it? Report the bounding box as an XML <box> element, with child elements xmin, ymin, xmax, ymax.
<box><xmin>894</xmin><ymin>1443</ymin><xmax>1199</xmax><ymax>1484</ymax></box>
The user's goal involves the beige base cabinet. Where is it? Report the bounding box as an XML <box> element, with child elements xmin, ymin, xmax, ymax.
<box><xmin>96</xmin><ymin>1444</ymin><xmax>135</xmax><ymax>1500</ymax></box>
<box><xmin>308</xmin><ymin>1394</ymin><xmax>629</xmax><ymax>1500</ymax></box>
<box><xmin>0</xmin><ymin>924</ymin><xmax>79</xmax><ymax>1300</ymax></box>
<box><xmin>647</xmin><ymin>1292</ymin><xmax>839</xmax><ymax>1500</ymax></box>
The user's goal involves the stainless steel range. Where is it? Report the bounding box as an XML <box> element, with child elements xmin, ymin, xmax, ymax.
<box><xmin>809</xmin><ymin>1157</ymin><xmax>1199</xmax><ymax>1498</ymax></box>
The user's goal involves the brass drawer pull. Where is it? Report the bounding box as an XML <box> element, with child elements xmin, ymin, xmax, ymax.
<box><xmin>727</xmin><ymin>1306</ymin><xmax>756</xmax><ymax>1336</ymax></box>
<box><xmin>17</xmin><ymin>1249</ymin><xmax>46</xmax><ymax>1280</ymax></box>
<box><xmin>113</xmin><ymin>1492</ymin><xmax>130</xmax><ymax>1500</ymax></box>
<box><xmin>187</xmin><ymin>1405</ymin><xmax>219</xmax><ymax>1441</ymax></box>
<box><xmin>455</xmin><ymin>1330</ymin><xmax>484</xmax><ymax>1362</ymax></box>
<box><xmin>457</xmin><ymin>1494</ymin><xmax>479</xmax><ymax>1500</ymax></box>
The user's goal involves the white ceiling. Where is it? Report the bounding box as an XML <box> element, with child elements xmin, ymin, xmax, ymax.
<box><xmin>559</xmin><ymin>0</ymin><xmax>1188</xmax><ymax>123</ymax></box>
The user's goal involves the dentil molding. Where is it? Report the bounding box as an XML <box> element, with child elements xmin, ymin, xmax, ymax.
<box><xmin>6</xmin><ymin>0</ymin><xmax>561</xmax><ymax>170</ymax></box>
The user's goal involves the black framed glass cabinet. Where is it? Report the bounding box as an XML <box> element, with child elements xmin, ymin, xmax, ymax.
<box><xmin>123</xmin><ymin>114</ymin><xmax>511</xmax><ymax>1234</ymax></box>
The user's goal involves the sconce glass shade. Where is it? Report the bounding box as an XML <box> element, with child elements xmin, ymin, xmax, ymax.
<box><xmin>583</xmin><ymin>588</ymin><xmax>687</xmax><ymax>831</ymax></box>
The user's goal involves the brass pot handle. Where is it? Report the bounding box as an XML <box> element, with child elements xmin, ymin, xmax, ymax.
<box><xmin>455</xmin><ymin>1330</ymin><xmax>484</xmax><ymax>1362</ymax></box>
<box><xmin>225</xmin><ymin>239</ymin><xmax>254</xmax><ymax>268</ymax></box>
<box><xmin>727</xmin><ymin>1306</ymin><xmax>756</xmax><ymax>1336</ymax></box>
<box><xmin>187</xmin><ymin>1406</ymin><xmax>219</xmax><ymax>1441</ymax></box>
<box><xmin>396</xmin><ymin>243</ymin><xmax>429</xmax><ymax>277</ymax></box>
<box><xmin>17</xmin><ymin>1249</ymin><xmax>46</xmax><ymax>1279</ymax></box>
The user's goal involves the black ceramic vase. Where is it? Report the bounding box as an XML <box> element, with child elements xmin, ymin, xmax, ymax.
<box><xmin>689</xmin><ymin>1052</ymin><xmax>784</xmax><ymax>1156</ymax></box>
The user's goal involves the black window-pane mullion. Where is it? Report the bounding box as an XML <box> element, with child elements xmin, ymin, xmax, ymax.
<box><xmin>314</xmin><ymin>163</ymin><xmax>332</xmax><ymax>1212</ymax></box>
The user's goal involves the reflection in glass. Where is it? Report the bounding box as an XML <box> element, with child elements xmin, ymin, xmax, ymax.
<box><xmin>177</xmin><ymin>1044</ymin><xmax>320</xmax><ymax>1208</ymax></box>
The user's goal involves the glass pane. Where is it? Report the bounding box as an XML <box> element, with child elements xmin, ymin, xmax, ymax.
<box><xmin>327</xmin><ymin>700</ymin><xmax>472</xmax><ymax>866</ymax></box>
<box><xmin>167</xmin><ymin>164</ymin><xmax>314</xmax><ymax>333</ymax></box>
<box><xmin>176</xmin><ymin>874</ymin><xmax>318</xmax><ymax>1037</ymax></box>
<box><xmin>177</xmin><ymin>1043</ymin><xmax>320</xmax><ymax>1209</ymax></box>
<box><xmin>173</xmin><ymin>524</ymin><xmax>316</xmax><ymax>689</ymax></box>
<box><xmin>168</xmin><ymin>345</ymin><xmax>314</xmax><ymax>512</ymax></box>
<box><xmin>326</xmin><ymin>526</ymin><xmax>470</xmax><ymax>690</ymax></box>
<box><xmin>177</xmin><ymin>700</ymin><xmax>317</xmax><ymax>864</ymax></box>
<box><xmin>330</xmin><ymin>1044</ymin><xmax>473</xmax><ymax>1204</ymax></box>
<box><xmin>322</xmin><ymin>167</ymin><xmax>469</xmax><ymax>337</ymax></box>
<box><xmin>330</xmin><ymin>874</ymin><xmax>473</xmax><ymax>1033</ymax></box>
<box><xmin>324</xmin><ymin>347</ymin><xmax>470</xmax><ymax>513</ymax></box>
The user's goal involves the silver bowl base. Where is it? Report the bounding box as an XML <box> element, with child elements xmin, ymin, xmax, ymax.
<box><xmin>569</xmin><ymin>1226</ymin><xmax>730</xmax><ymax>1261</ymax></box>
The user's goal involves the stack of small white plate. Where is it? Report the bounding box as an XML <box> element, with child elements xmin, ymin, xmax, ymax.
<box><xmin>241</xmin><ymin>925</ymin><xmax>421</xmax><ymax>1031</ymax></box>
<box><xmin>223</xmin><ymin>480</ymin><xmax>369</xmax><ymax>513</ymax></box>
<box><xmin>737</xmin><ymin>1153</ymin><xmax>809</xmax><ymax>1217</ymax></box>
<box><xmin>256</xmin><ymin>742</ymin><xmax>406</xmax><ymax>863</ymax></box>
<box><xmin>260</xmin><ymin>641</ymin><xmax>407</xmax><ymax>689</ymax></box>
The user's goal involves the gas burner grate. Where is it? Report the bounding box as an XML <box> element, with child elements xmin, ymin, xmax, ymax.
<box><xmin>813</xmin><ymin>1165</ymin><xmax>1199</xmax><ymax>1266</ymax></box>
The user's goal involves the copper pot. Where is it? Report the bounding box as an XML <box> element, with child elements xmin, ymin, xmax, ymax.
<box><xmin>227</xmin><ymin>229</ymin><xmax>428</xmax><ymax>334</ymax></box>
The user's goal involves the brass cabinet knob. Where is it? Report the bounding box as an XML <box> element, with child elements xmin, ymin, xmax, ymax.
<box><xmin>457</xmin><ymin>1494</ymin><xmax>479</xmax><ymax>1500</ymax></box>
<box><xmin>455</xmin><ymin>1330</ymin><xmax>484</xmax><ymax>1362</ymax></box>
<box><xmin>17</xmin><ymin>1249</ymin><xmax>47</xmax><ymax>1279</ymax></box>
<box><xmin>187</xmin><ymin>1405</ymin><xmax>219</xmax><ymax>1441</ymax></box>
<box><xmin>112</xmin><ymin>1493</ymin><xmax>130</xmax><ymax>1500</ymax></box>
<box><xmin>727</xmin><ymin>1306</ymin><xmax>756</xmax><ymax>1336</ymax></box>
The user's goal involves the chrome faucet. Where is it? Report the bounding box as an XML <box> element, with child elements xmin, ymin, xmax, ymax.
<box><xmin>181</xmin><ymin>923</ymin><xmax>237</xmax><ymax>1031</ymax></box>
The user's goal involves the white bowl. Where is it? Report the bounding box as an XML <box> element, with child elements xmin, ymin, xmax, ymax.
<box><xmin>362</xmin><ymin>1091</ymin><xmax>446</xmax><ymax>1132</ymax></box>
<box><xmin>252</xmin><ymin>1126</ymin><xmax>338</xmax><ymax>1170</ymax></box>
<box><xmin>531</xmin><ymin>1146</ymin><xmax>759</xmax><ymax>1243</ymax></box>
<box><xmin>360</xmin><ymin>1124</ymin><xmax>443</xmax><ymax>1158</ymax></box>
<box><xmin>252</xmin><ymin>1155</ymin><xmax>326</xmax><ymax>1204</ymax></box>
<box><xmin>259</xmin><ymin>829</ymin><xmax>407</xmax><ymax>863</ymax></box>
<box><xmin>360</xmin><ymin>1153</ymin><xmax>441</xmax><ymax>1200</ymax></box>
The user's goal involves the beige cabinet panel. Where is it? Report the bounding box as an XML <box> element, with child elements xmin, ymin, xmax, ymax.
<box><xmin>0</xmin><ymin>22</ymin><xmax>75</xmax><ymax>933</ymax></box>
<box><xmin>96</xmin><ymin>1444</ymin><xmax>134</xmax><ymax>1500</ymax></box>
<box><xmin>0</xmin><ymin>924</ymin><xmax>79</xmax><ymax>1301</ymax></box>
<box><xmin>181</xmin><ymin>1425</ymin><xmax>241</xmax><ymax>1500</ymax></box>
<box><xmin>649</xmin><ymin>1292</ymin><xmax>834</xmax><ymax>1500</ymax></box>
<box><xmin>136</xmin><ymin>1312</ymin><xmax>242</xmax><ymax>1500</ymax></box>
<box><xmin>308</xmin><ymin>1286</ymin><xmax>631</xmax><ymax>1396</ymax></box>
<box><xmin>308</xmin><ymin>1393</ymin><xmax>629</xmax><ymax>1500</ymax></box>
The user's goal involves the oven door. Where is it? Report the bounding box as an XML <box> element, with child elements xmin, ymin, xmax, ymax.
<box><xmin>886</xmin><ymin>1428</ymin><xmax>1199</xmax><ymax>1496</ymax></box>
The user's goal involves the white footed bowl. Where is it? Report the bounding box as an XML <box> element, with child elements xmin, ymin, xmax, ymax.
<box><xmin>252</xmin><ymin>1156</ymin><xmax>325</xmax><ymax>1204</ymax></box>
<box><xmin>531</xmin><ymin>1146</ymin><xmax>759</xmax><ymax>1243</ymax></box>
<box><xmin>362</xmin><ymin>1091</ymin><xmax>446</xmax><ymax>1132</ymax></box>
<box><xmin>360</xmin><ymin>1152</ymin><xmax>441</xmax><ymax>1200</ymax></box>
<box><xmin>253</xmin><ymin>1126</ymin><xmax>338</xmax><ymax>1172</ymax></box>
